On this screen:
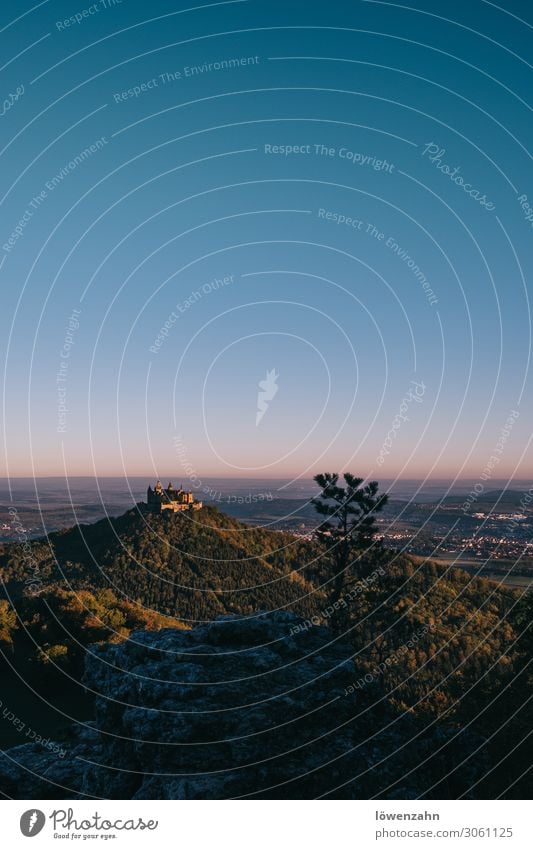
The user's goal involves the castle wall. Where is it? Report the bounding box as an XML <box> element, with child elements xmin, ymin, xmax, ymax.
<box><xmin>145</xmin><ymin>483</ymin><xmax>202</xmax><ymax>513</ymax></box>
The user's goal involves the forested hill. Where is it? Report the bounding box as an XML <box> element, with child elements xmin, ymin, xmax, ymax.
<box><xmin>0</xmin><ymin>505</ymin><xmax>320</xmax><ymax>621</ymax></box>
<box><xmin>0</xmin><ymin>504</ymin><xmax>531</xmax><ymax>797</ymax></box>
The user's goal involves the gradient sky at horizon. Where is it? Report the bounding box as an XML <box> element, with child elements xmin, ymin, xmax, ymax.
<box><xmin>1</xmin><ymin>0</ymin><xmax>532</xmax><ymax>483</ymax></box>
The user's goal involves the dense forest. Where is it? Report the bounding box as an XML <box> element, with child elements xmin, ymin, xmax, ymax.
<box><xmin>0</xmin><ymin>502</ymin><xmax>531</xmax><ymax>798</ymax></box>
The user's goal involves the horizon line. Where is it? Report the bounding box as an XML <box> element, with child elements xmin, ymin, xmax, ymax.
<box><xmin>0</xmin><ymin>474</ymin><xmax>530</xmax><ymax>482</ymax></box>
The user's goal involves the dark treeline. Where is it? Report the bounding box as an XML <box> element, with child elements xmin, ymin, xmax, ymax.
<box><xmin>0</xmin><ymin>501</ymin><xmax>531</xmax><ymax>798</ymax></box>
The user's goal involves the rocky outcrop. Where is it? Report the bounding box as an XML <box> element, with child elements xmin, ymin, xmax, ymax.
<box><xmin>0</xmin><ymin>612</ymin><xmax>486</xmax><ymax>799</ymax></box>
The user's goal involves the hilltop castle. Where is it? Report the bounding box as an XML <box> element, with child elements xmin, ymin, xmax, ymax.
<box><xmin>145</xmin><ymin>480</ymin><xmax>202</xmax><ymax>513</ymax></box>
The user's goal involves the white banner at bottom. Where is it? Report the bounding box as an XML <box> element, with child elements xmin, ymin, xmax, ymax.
<box><xmin>2</xmin><ymin>799</ymin><xmax>530</xmax><ymax>848</ymax></box>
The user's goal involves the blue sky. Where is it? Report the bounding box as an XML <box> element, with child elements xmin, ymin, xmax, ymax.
<box><xmin>1</xmin><ymin>0</ymin><xmax>532</xmax><ymax>482</ymax></box>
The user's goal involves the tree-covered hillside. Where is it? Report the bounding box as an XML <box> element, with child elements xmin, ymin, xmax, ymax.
<box><xmin>1</xmin><ymin>506</ymin><xmax>320</xmax><ymax>622</ymax></box>
<box><xmin>0</xmin><ymin>504</ymin><xmax>531</xmax><ymax>797</ymax></box>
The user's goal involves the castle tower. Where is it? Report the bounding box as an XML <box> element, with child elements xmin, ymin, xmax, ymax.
<box><xmin>144</xmin><ymin>479</ymin><xmax>202</xmax><ymax>513</ymax></box>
